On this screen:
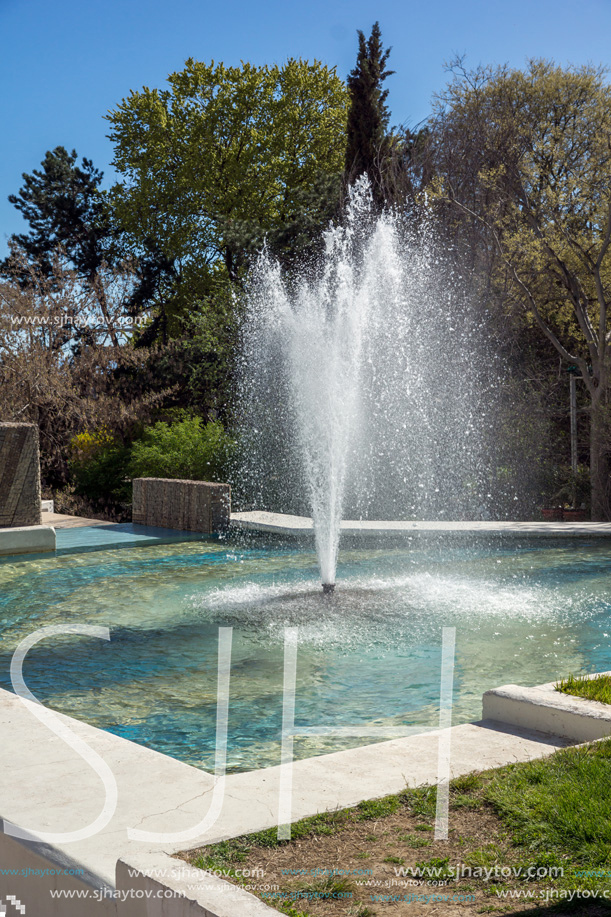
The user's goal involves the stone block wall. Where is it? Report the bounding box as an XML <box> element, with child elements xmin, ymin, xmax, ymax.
<box><xmin>132</xmin><ymin>478</ymin><xmax>231</xmax><ymax>533</ymax></box>
<box><xmin>0</xmin><ymin>423</ymin><xmax>42</xmax><ymax>527</ymax></box>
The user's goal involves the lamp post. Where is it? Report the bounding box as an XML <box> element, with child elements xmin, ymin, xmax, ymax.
<box><xmin>566</xmin><ymin>364</ymin><xmax>579</xmax><ymax>507</ymax></box>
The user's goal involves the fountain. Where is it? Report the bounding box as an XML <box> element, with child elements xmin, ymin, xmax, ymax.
<box><xmin>3</xmin><ymin>197</ymin><xmax>609</xmax><ymax>780</ymax></box>
<box><xmin>2</xmin><ymin>185</ymin><xmax>605</xmax><ymax>771</ymax></box>
<box><xmin>238</xmin><ymin>179</ymin><xmax>509</xmax><ymax>590</ymax></box>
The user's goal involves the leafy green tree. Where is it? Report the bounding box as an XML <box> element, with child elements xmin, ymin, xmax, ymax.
<box><xmin>345</xmin><ymin>22</ymin><xmax>394</xmax><ymax>203</ymax></box>
<box><xmin>113</xmin><ymin>303</ymin><xmax>238</xmax><ymax>422</ymax></box>
<box><xmin>432</xmin><ymin>60</ymin><xmax>611</xmax><ymax>518</ymax></box>
<box><xmin>106</xmin><ymin>58</ymin><xmax>348</xmax><ymax>334</ymax></box>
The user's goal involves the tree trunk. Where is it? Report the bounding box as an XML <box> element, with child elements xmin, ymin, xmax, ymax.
<box><xmin>590</xmin><ymin>391</ymin><xmax>611</xmax><ymax>520</ymax></box>
<box><xmin>91</xmin><ymin>271</ymin><xmax>119</xmax><ymax>348</ymax></box>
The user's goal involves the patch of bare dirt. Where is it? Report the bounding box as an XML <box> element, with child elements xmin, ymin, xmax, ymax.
<box><xmin>185</xmin><ymin>796</ymin><xmax>610</xmax><ymax>917</ymax></box>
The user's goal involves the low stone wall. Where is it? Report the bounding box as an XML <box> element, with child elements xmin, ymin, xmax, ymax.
<box><xmin>483</xmin><ymin>677</ymin><xmax>611</xmax><ymax>742</ymax></box>
<box><xmin>132</xmin><ymin>478</ymin><xmax>231</xmax><ymax>533</ymax></box>
<box><xmin>0</xmin><ymin>423</ymin><xmax>42</xmax><ymax>527</ymax></box>
<box><xmin>0</xmin><ymin>525</ymin><xmax>55</xmax><ymax>556</ymax></box>
<box><xmin>0</xmin><ymin>832</ymin><xmax>115</xmax><ymax>917</ymax></box>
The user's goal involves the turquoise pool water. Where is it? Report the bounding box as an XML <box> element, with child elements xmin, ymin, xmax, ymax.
<box><xmin>2</xmin><ymin>535</ymin><xmax>611</xmax><ymax>772</ymax></box>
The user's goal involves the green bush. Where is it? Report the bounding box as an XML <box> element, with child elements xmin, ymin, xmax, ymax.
<box><xmin>69</xmin><ymin>429</ymin><xmax>132</xmax><ymax>505</ymax></box>
<box><xmin>129</xmin><ymin>417</ymin><xmax>234</xmax><ymax>482</ymax></box>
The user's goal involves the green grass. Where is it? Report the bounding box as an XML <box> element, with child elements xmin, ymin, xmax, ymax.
<box><xmin>413</xmin><ymin>855</ymin><xmax>454</xmax><ymax>880</ymax></box>
<box><xmin>452</xmin><ymin>793</ymin><xmax>484</xmax><ymax>809</ymax></box>
<box><xmin>293</xmin><ymin>875</ymin><xmax>354</xmax><ymax>898</ymax></box>
<box><xmin>188</xmin><ymin>739</ymin><xmax>611</xmax><ymax>907</ymax></box>
<box><xmin>400</xmin><ymin>833</ymin><xmax>432</xmax><ymax>848</ymax></box>
<box><xmin>556</xmin><ymin>672</ymin><xmax>611</xmax><ymax>704</ymax></box>
<box><xmin>485</xmin><ymin>739</ymin><xmax>611</xmax><ymax>864</ymax></box>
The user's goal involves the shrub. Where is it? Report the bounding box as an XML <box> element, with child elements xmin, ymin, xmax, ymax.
<box><xmin>129</xmin><ymin>417</ymin><xmax>234</xmax><ymax>482</ymax></box>
<box><xmin>69</xmin><ymin>428</ymin><xmax>131</xmax><ymax>504</ymax></box>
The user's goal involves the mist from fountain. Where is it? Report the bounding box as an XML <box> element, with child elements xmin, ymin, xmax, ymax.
<box><xmin>238</xmin><ymin>179</ymin><xmax>509</xmax><ymax>588</ymax></box>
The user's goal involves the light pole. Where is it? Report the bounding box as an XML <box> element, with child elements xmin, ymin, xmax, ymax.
<box><xmin>567</xmin><ymin>364</ymin><xmax>579</xmax><ymax>507</ymax></box>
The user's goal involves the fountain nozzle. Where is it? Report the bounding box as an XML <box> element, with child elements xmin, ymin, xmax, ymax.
<box><xmin>322</xmin><ymin>583</ymin><xmax>335</xmax><ymax>594</ymax></box>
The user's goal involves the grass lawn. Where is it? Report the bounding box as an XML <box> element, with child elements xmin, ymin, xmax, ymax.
<box><xmin>183</xmin><ymin>739</ymin><xmax>611</xmax><ymax>916</ymax></box>
<box><xmin>556</xmin><ymin>674</ymin><xmax>611</xmax><ymax>705</ymax></box>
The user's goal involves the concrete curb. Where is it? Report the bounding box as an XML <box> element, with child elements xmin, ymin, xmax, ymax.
<box><xmin>483</xmin><ymin>675</ymin><xmax>611</xmax><ymax>742</ymax></box>
<box><xmin>116</xmin><ymin>853</ymin><xmax>279</xmax><ymax>917</ymax></box>
<box><xmin>230</xmin><ymin>511</ymin><xmax>611</xmax><ymax>538</ymax></box>
<box><xmin>0</xmin><ymin>524</ymin><xmax>56</xmax><ymax>556</ymax></box>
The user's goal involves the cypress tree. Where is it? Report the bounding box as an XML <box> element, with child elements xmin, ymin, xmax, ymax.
<box><xmin>345</xmin><ymin>22</ymin><xmax>394</xmax><ymax>201</ymax></box>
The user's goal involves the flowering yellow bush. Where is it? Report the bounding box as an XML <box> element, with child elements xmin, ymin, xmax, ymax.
<box><xmin>70</xmin><ymin>428</ymin><xmax>116</xmax><ymax>465</ymax></box>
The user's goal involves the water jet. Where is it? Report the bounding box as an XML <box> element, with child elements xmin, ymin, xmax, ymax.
<box><xmin>239</xmin><ymin>177</ymin><xmax>506</xmax><ymax>586</ymax></box>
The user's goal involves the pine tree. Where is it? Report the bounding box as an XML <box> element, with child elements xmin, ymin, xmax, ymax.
<box><xmin>1</xmin><ymin>147</ymin><xmax>180</xmax><ymax>347</ymax></box>
<box><xmin>2</xmin><ymin>146</ymin><xmax>112</xmax><ymax>282</ymax></box>
<box><xmin>345</xmin><ymin>22</ymin><xmax>394</xmax><ymax>201</ymax></box>
<box><xmin>1</xmin><ymin>147</ymin><xmax>125</xmax><ymax>345</ymax></box>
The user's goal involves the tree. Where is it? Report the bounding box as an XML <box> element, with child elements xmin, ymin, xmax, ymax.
<box><xmin>432</xmin><ymin>60</ymin><xmax>611</xmax><ymax>519</ymax></box>
<box><xmin>106</xmin><ymin>58</ymin><xmax>348</xmax><ymax>334</ymax></box>
<box><xmin>0</xmin><ymin>146</ymin><xmax>234</xmax><ymax>425</ymax></box>
<box><xmin>0</xmin><ymin>257</ymin><xmax>165</xmax><ymax>488</ymax></box>
<box><xmin>345</xmin><ymin>22</ymin><xmax>394</xmax><ymax>203</ymax></box>
<box><xmin>1</xmin><ymin>147</ymin><xmax>125</xmax><ymax>347</ymax></box>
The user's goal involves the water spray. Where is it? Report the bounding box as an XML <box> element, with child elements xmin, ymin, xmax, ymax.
<box><xmin>240</xmin><ymin>176</ymin><xmax>493</xmax><ymax>588</ymax></box>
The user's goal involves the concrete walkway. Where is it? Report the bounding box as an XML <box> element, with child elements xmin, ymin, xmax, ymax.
<box><xmin>36</xmin><ymin>514</ymin><xmax>211</xmax><ymax>555</ymax></box>
<box><xmin>0</xmin><ymin>686</ymin><xmax>573</xmax><ymax>889</ymax></box>
<box><xmin>231</xmin><ymin>510</ymin><xmax>611</xmax><ymax>537</ymax></box>
<box><xmin>39</xmin><ymin>509</ymin><xmax>611</xmax><ymax>539</ymax></box>
<box><xmin>41</xmin><ymin>511</ymin><xmax>114</xmax><ymax>529</ymax></box>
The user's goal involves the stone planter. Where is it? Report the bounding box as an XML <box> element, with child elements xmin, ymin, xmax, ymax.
<box><xmin>0</xmin><ymin>423</ymin><xmax>42</xmax><ymax>527</ymax></box>
<box><xmin>132</xmin><ymin>478</ymin><xmax>231</xmax><ymax>533</ymax></box>
<box><xmin>562</xmin><ymin>509</ymin><xmax>588</xmax><ymax>521</ymax></box>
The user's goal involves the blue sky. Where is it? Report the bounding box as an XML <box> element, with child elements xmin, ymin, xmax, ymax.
<box><xmin>2</xmin><ymin>0</ymin><xmax>611</xmax><ymax>253</ymax></box>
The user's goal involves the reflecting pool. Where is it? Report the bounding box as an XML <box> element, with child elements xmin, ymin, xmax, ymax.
<box><xmin>2</xmin><ymin>536</ymin><xmax>610</xmax><ymax>772</ymax></box>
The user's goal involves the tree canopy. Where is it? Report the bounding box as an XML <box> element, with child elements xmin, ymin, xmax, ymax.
<box><xmin>4</xmin><ymin>44</ymin><xmax>610</xmax><ymax>519</ymax></box>
<box><xmin>432</xmin><ymin>59</ymin><xmax>611</xmax><ymax>516</ymax></box>
<box><xmin>107</xmin><ymin>57</ymin><xmax>348</xmax><ymax>331</ymax></box>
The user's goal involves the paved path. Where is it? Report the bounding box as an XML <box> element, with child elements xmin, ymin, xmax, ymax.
<box><xmin>0</xmin><ymin>686</ymin><xmax>574</xmax><ymax>888</ymax></box>
<box><xmin>41</xmin><ymin>511</ymin><xmax>114</xmax><ymax>529</ymax></box>
<box><xmin>40</xmin><ymin>509</ymin><xmax>611</xmax><ymax>539</ymax></box>
<box><xmin>231</xmin><ymin>510</ymin><xmax>611</xmax><ymax>537</ymax></box>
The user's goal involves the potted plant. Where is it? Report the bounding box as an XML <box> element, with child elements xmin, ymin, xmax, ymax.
<box><xmin>541</xmin><ymin>506</ymin><xmax>564</xmax><ymax>521</ymax></box>
<box><xmin>562</xmin><ymin>507</ymin><xmax>588</xmax><ymax>521</ymax></box>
